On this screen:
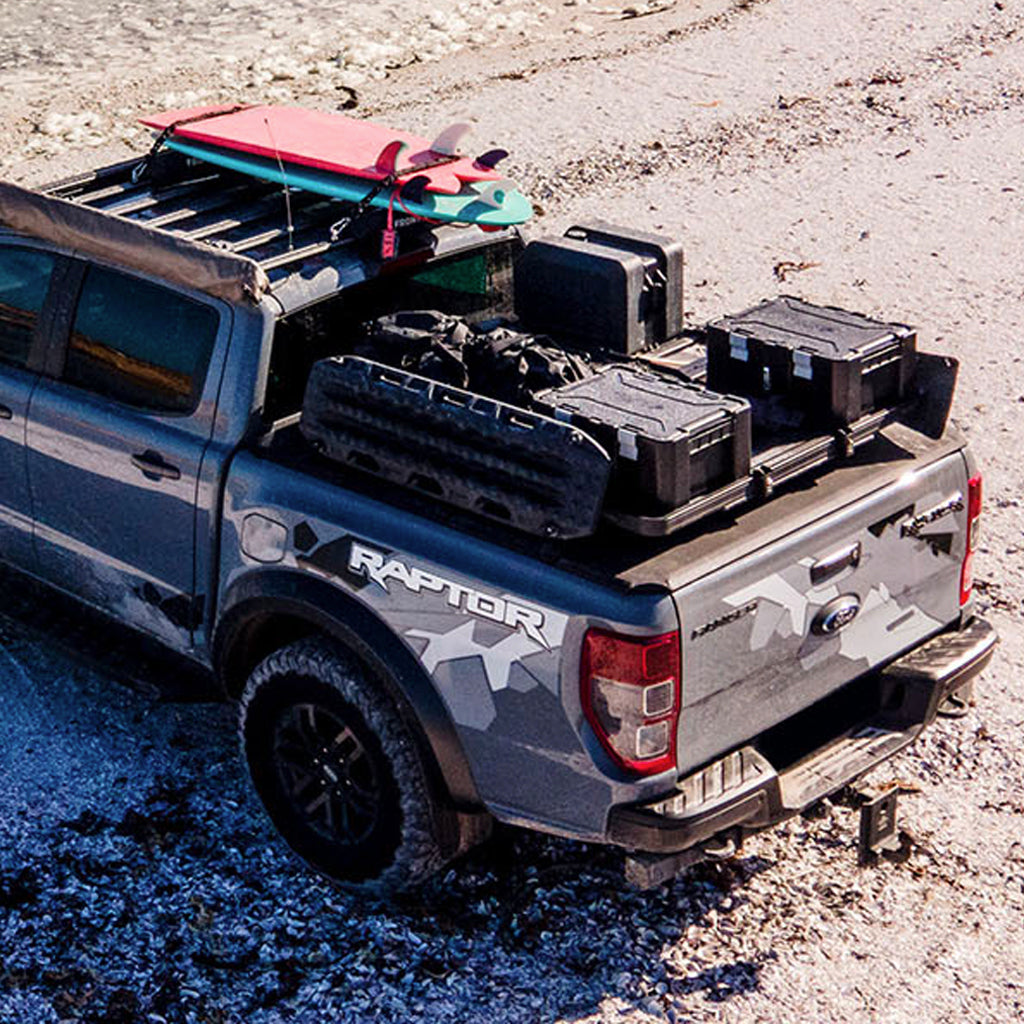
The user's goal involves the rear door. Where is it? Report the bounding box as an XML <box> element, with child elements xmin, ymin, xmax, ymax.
<box><xmin>26</xmin><ymin>260</ymin><xmax>230</xmax><ymax>651</ymax></box>
<box><xmin>0</xmin><ymin>243</ymin><xmax>57</xmax><ymax>570</ymax></box>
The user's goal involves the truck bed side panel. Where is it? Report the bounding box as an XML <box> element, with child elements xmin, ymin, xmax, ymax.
<box><xmin>218</xmin><ymin>448</ymin><xmax>678</xmax><ymax>838</ymax></box>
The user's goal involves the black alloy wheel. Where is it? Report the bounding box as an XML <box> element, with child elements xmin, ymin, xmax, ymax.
<box><xmin>272</xmin><ymin>701</ymin><xmax>381</xmax><ymax>847</ymax></box>
<box><xmin>240</xmin><ymin>637</ymin><xmax>450</xmax><ymax>891</ymax></box>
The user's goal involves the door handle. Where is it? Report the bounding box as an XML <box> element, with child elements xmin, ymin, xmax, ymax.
<box><xmin>0</xmin><ymin>404</ymin><xmax>12</xmax><ymax>420</ymax></box>
<box><xmin>810</xmin><ymin>541</ymin><xmax>861</xmax><ymax>585</ymax></box>
<box><xmin>131</xmin><ymin>450</ymin><xmax>181</xmax><ymax>481</ymax></box>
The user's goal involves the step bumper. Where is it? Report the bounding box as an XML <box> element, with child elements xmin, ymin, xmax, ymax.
<box><xmin>609</xmin><ymin>616</ymin><xmax>997</xmax><ymax>859</ymax></box>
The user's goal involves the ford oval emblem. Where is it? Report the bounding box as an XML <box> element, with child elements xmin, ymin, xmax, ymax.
<box><xmin>813</xmin><ymin>594</ymin><xmax>862</xmax><ymax>635</ymax></box>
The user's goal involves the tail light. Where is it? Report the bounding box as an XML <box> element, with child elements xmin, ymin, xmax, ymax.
<box><xmin>581</xmin><ymin>628</ymin><xmax>681</xmax><ymax>776</ymax></box>
<box><xmin>960</xmin><ymin>473</ymin><xmax>982</xmax><ymax>606</ymax></box>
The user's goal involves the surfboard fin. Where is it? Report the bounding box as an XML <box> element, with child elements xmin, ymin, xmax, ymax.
<box><xmin>374</xmin><ymin>139</ymin><xmax>407</xmax><ymax>177</ymax></box>
<box><xmin>474</xmin><ymin>148</ymin><xmax>509</xmax><ymax>171</ymax></box>
<box><xmin>472</xmin><ymin>179</ymin><xmax>517</xmax><ymax>210</ymax></box>
<box><xmin>429</xmin><ymin>122</ymin><xmax>472</xmax><ymax>156</ymax></box>
<box><xmin>399</xmin><ymin>175</ymin><xmax>431</xmax><ymax>204</ymax></box>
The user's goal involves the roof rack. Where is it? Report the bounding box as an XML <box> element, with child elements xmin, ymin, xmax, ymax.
<box><xmin>1</xmin><ymin>150</ymin><xmax>514</xmax><ymax>310</ymax></box>
<box><xmin>40</xmin><ymin>150</ymin><xmax>403</xmax><ymax>274</ymax></box>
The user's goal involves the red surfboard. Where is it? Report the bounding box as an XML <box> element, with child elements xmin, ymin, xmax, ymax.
<box><xmin>140</xmin><ymin>105</ymin><xmax>505</xmax><ymax>197</ymax></box>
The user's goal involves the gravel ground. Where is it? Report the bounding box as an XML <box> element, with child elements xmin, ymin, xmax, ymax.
<box><xmin>2</xmin><ymin>1</ymin><xmax>1023</xmax><ymax>1022</ymax></box>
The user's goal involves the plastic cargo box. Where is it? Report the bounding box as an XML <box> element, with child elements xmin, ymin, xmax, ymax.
<box><xmin>705</xmin><ymin>296</ymin><xmax>916</xmax><ymax>428</ymax></box>
<box><xmin>514</xmin><ymin>222</ymin><xmax>684</xmax><ymax>356</ymax></box>
<box><xmin>563</xmin><ymin>221</ymin><xmax>684</xmax><ymax>341</ymax></box>
<box><xmin>535</xmin><ymin>363</ymin><xmax>751</xmax><ymax>512</ymax></box>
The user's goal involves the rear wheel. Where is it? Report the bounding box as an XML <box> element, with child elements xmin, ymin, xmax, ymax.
<box><xmin>239</xmin><ymin>637</ymin><xmax>449</xmax><ymax>892</ymax></box>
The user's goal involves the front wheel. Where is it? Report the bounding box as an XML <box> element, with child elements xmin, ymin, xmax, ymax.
<box><xmin>239</xmin><ymin>637</ymin><xmax>450</xmax><ymax>892</ymax></box>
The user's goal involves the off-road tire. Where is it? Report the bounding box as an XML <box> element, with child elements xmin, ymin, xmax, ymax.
<box><xmin>239</xmin><ymin>637</ymin><xmax>449</xmax><ymax>892</ymax></box>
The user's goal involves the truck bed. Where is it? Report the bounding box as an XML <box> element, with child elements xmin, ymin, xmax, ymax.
<box><xmin>255</xmin><ymin>417</ymin><xmax>967</xmax><ymax>595</ymax></box>
<box><xmin>579</xmin><ymin>419</ymin><xmax>967</xmax><ymax>590</ymax></box>
<box><xmin>235</xmin><ymin>412</ymin><xmax>972</xmax><ymax>828</ymax></box>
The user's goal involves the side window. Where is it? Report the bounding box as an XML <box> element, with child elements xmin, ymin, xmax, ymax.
<box><xmin>0</xmin><ymin>247</ymin><xmax>55</xmax><ymax>369</ymax></box>
<box><xmin>65</xmin><ymin>265</ymin><xmax>219</xmax><ymax>414</ymax></box>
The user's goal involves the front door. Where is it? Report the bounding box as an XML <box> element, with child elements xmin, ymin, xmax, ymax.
<box><xmin>26</xmin><ymin>261</ymin><xmax>227</xmax><ymax>651</ymax></box>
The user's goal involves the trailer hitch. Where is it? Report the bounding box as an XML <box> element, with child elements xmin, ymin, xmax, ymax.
<box><xmin>857</xmin><ymin>788</ymin><xmax>902</xmax><ymax>865</ymax></box>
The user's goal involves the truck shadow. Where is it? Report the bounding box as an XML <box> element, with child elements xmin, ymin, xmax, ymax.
<box><xmin>0</xmin><ymin>593</ymin><xmax>778</xmax><ymax>1024</ymax></box>
<box><xmin>390</xmin><ymin>833</ymin><xmax>777</xmax><ymax>1014</ymax></box>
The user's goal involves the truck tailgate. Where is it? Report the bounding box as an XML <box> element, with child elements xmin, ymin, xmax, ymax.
<box><xmin>671</xmin><ymin>439</ymin><xmax>970</xmax><ymax>772</ymax></box>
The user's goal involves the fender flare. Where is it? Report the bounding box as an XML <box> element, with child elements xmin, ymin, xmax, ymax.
<box><xmin>213</xmin><ymin>568</ymin><xmax>482</xmax><ymax>809</ymax></box>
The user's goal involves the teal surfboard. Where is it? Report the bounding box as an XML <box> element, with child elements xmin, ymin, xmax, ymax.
<box><xmin>165</xmin><ymin>138</ymin><xmax>533</xmax><ymax>227</ymax></box>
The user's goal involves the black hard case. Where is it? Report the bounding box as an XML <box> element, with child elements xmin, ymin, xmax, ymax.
<box><xmin>535</xmin><ymin>364</ymin><xmax>751</xmax><ymax>512</ymax></box>
<box><xmin>514</xmin><ymin>222</ymin><xmax>684</xmax><ymax>356</ymax></box>
<box><xmin>705</xmin><ymin>296</ymin><xmax>916</xmax><ymax>427</ymax></box>
<box><xmin>563</xmin><ymin>221</ymin><xmax>685</xmax><ymax>342</ymax></box>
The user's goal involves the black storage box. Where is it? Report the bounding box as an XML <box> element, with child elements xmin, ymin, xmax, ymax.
<box><xmin>535</xmin><ymin>363</ymin><xmax>751</xmax><ymax>512</ymax></box>
<box><xmin>563</xmin><ymin>221</ymin><xmax>685</xmax><ymax>341</ymax></box>
<box><xmin>705</xmin><ymin>296</ymin><xmax>916</xmax><ymax>427</ymax></box>
<box><xmin>514</xmin><ymin>222</ymin><xmax>684</xmax><ymax>356</ymax></box>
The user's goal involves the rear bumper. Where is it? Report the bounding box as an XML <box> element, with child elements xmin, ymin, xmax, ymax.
<box><xmin>608</xmin><ymin>616</ymin><xmax>997</xmax><ymax>859</ymax></box>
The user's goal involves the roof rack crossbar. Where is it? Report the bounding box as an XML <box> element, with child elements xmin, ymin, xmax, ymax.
<box><xmin>100</xmin><ymin>175</ymin><xmax>226</xmax><ymax>218</ymax></box>
<box><xmin>217</xmin><ymin>200</ymin><xmax>350</xmax><ymax>255</ymax></box>
<box><xmin>179</xmin><ymin>195</ymin><xmax>294</xmax><ymax>241</ymax></box>
<box><xmin>259</xmin><ymin>236</ymin><xmax>354</xmax><ymax>271</ymax></box>
<box><xmin>140</xmin><ymin>183</ymin><xmax>271</xmax><ymax>229</ymax></box>
<box><xmin>60</xmin><ymin>179</ymin><xmax>149</xmax><ymax>207</ymax></box>
<box><xmin>64</xmin><ymin>168</ymin><xmax>222</xmax><ymax>210</ymax></box>
<box><xmin>42</xmin><ymin>158</ymin><xmax>141</xmax><ymax>199</ymax></box>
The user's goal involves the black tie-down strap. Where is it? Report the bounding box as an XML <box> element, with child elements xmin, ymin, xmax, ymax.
<box><xmin>328</xmin><ymin>174</ymin><xmax>398</xmax><ymax>243</ymax></box>
<box><xmin>132</xmin><ymin>104</ymin><xmax>253</xmax><ymax>184</ymax></box>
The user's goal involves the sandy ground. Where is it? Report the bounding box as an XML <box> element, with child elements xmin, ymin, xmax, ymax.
<box><xmin>1</xmin><ymin>1</ymin><xmax>1023</xmax><ymax>1022</ymax></box>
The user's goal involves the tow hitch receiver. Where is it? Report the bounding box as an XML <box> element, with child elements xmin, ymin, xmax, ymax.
<box><xmin>858</xmin><ymin>789</ymin><xmax>901</xmax><ymax>865</ymax></box>
<box><xmin>625</xmin><ymin>833</ymin><xmax>739</xmax><ymax>890</ymax></box>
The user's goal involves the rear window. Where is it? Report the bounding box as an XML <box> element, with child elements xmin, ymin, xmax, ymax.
<box><xmin>264</xmin><ymin>240</ymin><xmax>518</xmax><ymax>422</ymax></box>
<box><xmin>64</xmin><ymin>265</ymin><xmax>219</xmax><ymax>414</ymax></box>
<box><xmin>0</xmin><ymin>246</ymin><xmax>55</xmax><ymax>369</ymax></box>
<box><xmin>397</xmin><ymin>243</ymin><xmax>515</xmax><ymax>316</ymax></box>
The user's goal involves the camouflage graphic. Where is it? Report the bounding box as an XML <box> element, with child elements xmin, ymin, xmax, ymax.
<box><xmin>286</xmin><ymin>532</ymin><xmax>569</xmax><ymax>729</ymax></box>
<box><xmin>720</xmin><ymin>487</ymin><xmax>960</xmax><ymax>669</ymax></box>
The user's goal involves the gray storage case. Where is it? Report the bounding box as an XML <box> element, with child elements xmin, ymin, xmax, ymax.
<box><xmin>535</xmin><ymin>363</ymin><xmax>751</xmax><ymax>512</ymax></box>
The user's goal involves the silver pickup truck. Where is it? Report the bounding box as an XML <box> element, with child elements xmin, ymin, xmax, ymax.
<box><xmin>0</xmin><ymin>152</ymin><xmax>996</xmax><ymax>893</ymax></box>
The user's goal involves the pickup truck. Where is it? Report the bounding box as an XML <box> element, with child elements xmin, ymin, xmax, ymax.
<box><xmin>0</xmin><ymin>150</ymin><xmax>997</xmax><ymax>893</ymax></box>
